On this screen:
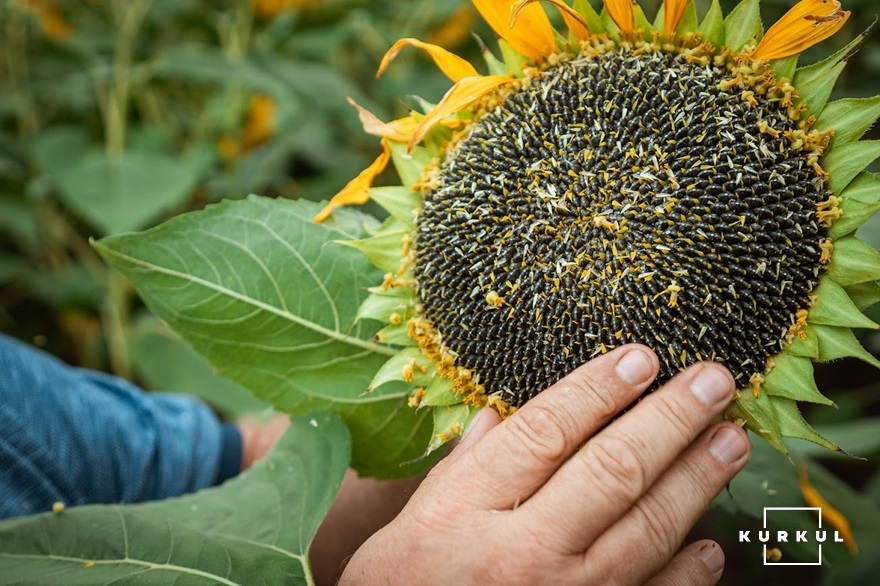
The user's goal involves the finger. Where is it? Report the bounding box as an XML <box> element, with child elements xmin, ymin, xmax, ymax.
<box><xmin>437</xmin><ymin>345</ymin><xmax>659</xmax><ymax>510</ymax></box>
<box><xmin>523</xmin><ymin>362</ymin><xmax>735</xmax><ymax>550</ymax></box>
<box><xmin>456</xmin><ymin>407</ymin><xmax>502</xmax><ymax>452</ymax></box>
<box><xmin>585</xmin><ymin>423</ymin><xmax>749</xmax><ymax>583</ymax></box>
<box><xmin>645</xmin><ymin>540</ymin><xmax>725</xmax><ymax>586</ymax></box>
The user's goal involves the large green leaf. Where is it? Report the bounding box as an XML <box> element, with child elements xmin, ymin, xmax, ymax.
<box><xmin>35</xmin><ymin>128</ymin><xmax>206</xmax><ymax>236</ymax></box>
<box><xmin>129</xmin><ymin>320</ymin><xmax>269</xmax><ymax>418</ymax></box>
<box><xmin>0</xmin><ymin>412</ymin><xmax>350</xmax><ymax>585</ymax></box>
<box><xmin>94</xmin><ymin>196</ymin><xmax>433</xmax><ymax>478</ymax></box>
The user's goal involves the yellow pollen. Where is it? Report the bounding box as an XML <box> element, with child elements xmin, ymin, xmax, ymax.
<box><xmin>750</xmin><ymin>372</ymin><xmax>765</xmax><ymax>398</ymax></box>
<box><xmin>819</xmin><ymin>239</ymin><xmax>834</xmax><ymax>263</ymax></box>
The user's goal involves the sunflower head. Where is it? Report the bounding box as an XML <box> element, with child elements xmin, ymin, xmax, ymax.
<box><xmin>319</xmin><ymin>0</ymin><xmax>880</xmax><ymax>457</ymax></box>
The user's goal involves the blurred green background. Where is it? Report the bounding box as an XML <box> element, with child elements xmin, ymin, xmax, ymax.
<box><xmin>1</xmin><ymin>1</ymin><xmax>879</xmax><ymax>583</ymax></box>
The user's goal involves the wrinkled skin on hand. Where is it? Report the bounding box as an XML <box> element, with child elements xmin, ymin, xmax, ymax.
<box><xmin>340</xmin><ymin>345</ymin><xmax>750</xmax><ymax>585</ymax></box>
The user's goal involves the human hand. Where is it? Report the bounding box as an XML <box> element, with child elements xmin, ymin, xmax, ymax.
<box><xmin>237</xmin><ymin>413</ymin><xmax>290</xmax><ymax>471</ymax></box>
<box><xmin>339</xmin><ymin>344</ymin><xmax>750</xmax><ymax>585</ymax></box>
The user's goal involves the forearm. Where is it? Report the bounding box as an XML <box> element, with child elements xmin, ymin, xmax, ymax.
<box><xmin>0</xmin><ymin>333</ymin><xmax>230</xmax><ymax>517</ymax></box>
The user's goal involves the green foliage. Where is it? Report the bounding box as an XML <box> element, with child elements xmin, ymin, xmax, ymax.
<box><xmin>129</xmin><ymin>318</ymin><xmax>269</xmax><ymax>418</ymax></box>
<box><xmin>94</xmin><ymin>197</ymin><xmax>434</xmax><ymax>478</ymax></box>
<box><xmin>0</xmin><ymin>411</ymin><xmax>351</xmax><ymax>585</ymax></box>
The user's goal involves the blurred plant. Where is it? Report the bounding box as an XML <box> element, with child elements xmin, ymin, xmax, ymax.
<box><xmin>0</xmin><ymin>0</ymin><xmax>469</xmax><ymax>381</ymax></box>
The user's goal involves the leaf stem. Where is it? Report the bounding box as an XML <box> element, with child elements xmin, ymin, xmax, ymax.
<box><xmin>3</xmin><ymin>8</ymin><xmax>39</xmax><ymax>136</ymax></box>
<box><xmin>105</xmin><ymin>0</ymin><xmax>152</xmax><ymax>155</ymax></box>
<box><xmin>103</xmin><ymin>271</ymin><xmax>132</xmax><ymax>379</ymax></box>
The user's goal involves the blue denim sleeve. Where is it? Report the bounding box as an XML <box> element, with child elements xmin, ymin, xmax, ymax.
<box><xmin>0</xmin><ymin>333</ymin><xmax>239</xmax><ymax>519</ymax></box>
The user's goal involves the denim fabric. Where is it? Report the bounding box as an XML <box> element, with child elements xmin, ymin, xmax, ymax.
<box><xmin>0</xmin><ymin>333</ymin><xmax>229</xmax><ymax>518</ymax></box>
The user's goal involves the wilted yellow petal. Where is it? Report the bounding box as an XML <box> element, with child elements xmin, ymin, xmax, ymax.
<box><xmin>377</xmin><ymin>38</ymin><xmax>479</xmax><ymax>83</ymax></box>
<box><xmin>799</xmin><ymin>463</ymin><xmax>859</xmax><ymax>556</ymax></box>
<box><xmin>408</xmin><ymin>75</ymin><xmax>514</xmax><ymax>150</ymax></box>
<box><xmin>603</xmin><ymin>0</ymin><xmax>634</xmax><ymax>36</ymax></box>
<box><xmin>472</xmin><ymin>0</ymin><xmax>557</xmax><ymax>62</ymax></box>
<box><xmin>663</xmin><ymin>0</ymin><xmax>690</xmax><ymax>38</ymax></box>
<box><xmin>511</xmin><ymin>0</ymin><xmax>590</xmax><ymax>41</ymax></box>
<box><xmin>346</xmin><ymin>97</ymin><xmax>419</xmax><ymax>143</ymax></box>
<box><xmin>314</xmin><ymin>140</ymin><xmax>392</xmax><ymax>222</ymax></box>
<box><xmin>753</xmin><ymin>0</ymin><xmax>850</xmax><ymax>61</ymax></box>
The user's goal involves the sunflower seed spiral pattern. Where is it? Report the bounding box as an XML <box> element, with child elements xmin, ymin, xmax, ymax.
<box><xmin>415</xmin><ymin>49</ymin><xmax>828</xmax><ymax>406</ymax></box>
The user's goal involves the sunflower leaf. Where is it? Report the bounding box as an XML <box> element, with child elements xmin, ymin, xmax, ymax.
<box><xmin>428</xmin><ymin>403</ymin><xmax>475</xmax><ymax>453</ymax></box>
<box><xmin>498</xmin><ymin>39</ymin><xmax>528</xmax><ymax>76</ymax></box>
<box><xmin>376</xmin><ymin>321</ymin><xmax>417</xmax><ymax>346</ymax></box>
<box><xmin>356</xmin><ymin>288</ymin><xmax>415</xmax><ymax>325</ymax></box>
<box><xmin>599</xmin><ymin>6</ymin><xmax>620</xmax><ymax>37</ymax></box>
<box><xmin>824</xmin><ymin>140</ymin><xmax>880</xmax><ymax>195</ymax></box>
<box><xmin>793</xmin><ymin>34</ymin><xmax>864</xmax><ymax>117</ymax></box>
<box><xmin>814</xmin><ymin>324</ymin><xmax>880</xmax><ymax>369</ymax></box>
<box><xmin>94</xmin><ymin>196</ymin><xmax>433</xmax><ymax>479</ymax></box>
<box><xmin>678</xmin><ymin>1</ymin><xmax>699</xmax><ymax>36</ymax></box>
<box><xmin>726</xmin><ymin>390</ymin><xmax>787</xmax><ymax>454</ymax></box>
<box><xmin>723</xmin><ymin>0</ymin><xmax>762</xmax><ymax>53</ymax></box>
<box><xmin>697</xmin><ymin>0</ymin><xmax>725</xmax><ymax>48</ymax></box>
<box><xmin>840</xmin><ymin>171</ymin><xmax>880</xmax><ymax>205</ymax></box>
<box><xmin>371</xmin><ymin>347</ymin><xmax>433</xmax><ymax>390</ymax></box>
<box><xmin>389</xmin><ymin>140</ymin><xmax>435</xmax><ymax>187</ymax></box>
<box><xmin>422</xmin><ymin>375</ymin><xmax>460</xmax><ymax>406</ymax></box>
<box><xmin>634</xmin><ymin>3</ymin><xmax>654</xmax><ymax>41</ymax></box>
<box><xmin>832</xmin><ymin>197</ymin><xmax>880</xmax><ymax>239</ymax></box>
<box><xmin>337</xmin><ymin>231</ymin><xmax>406</xmax><ymax>274</ymax></box>
<box><xmin>826</xmin><ymin>236</ymin><xmax>880</xmax><ymax>286</ymax></box>
<box><xmin>786</xmin><ymin>325</ymin><xmax>819</xmax><ymax>359</ymax></box>
<box><xmin>769</xmin><ymin>54</ymin><xmax>798</xmax><ymax>82</ymax></box>
<box><xmin>369</xmin><ymin>186</ymin><xmax>421</xmax><ymax>229</ymax></box>
<box><xmin>573</xmin><ymin>0</ymin><xmax>606</xmax><ymax>35</ymax></box>
<box><xmin>816</xmin><ymin>96</ymin><xmax>880</xmax><ymax>148</ymax></box>
<box><xmin>763</xmin><ymin>353</ymin><xmax>832</xmax><ymax>405</ymax></box>
<box><xmin>769</xmin><ymin>397</ymin><xmax>841</xmax><ymax>452</ymax></box>
<box><xmin>480</xmin><ymin>39</ymin><xmax>508</xmax><ymax>77</ymax></box>
<box><xmin>845</xmin><ymin>281</ymin><xmax>880</xmax><ymax>312</ymax></box>
<box><xmin>808</xmin><ymin>280</ymin><xmax>879</xmax><ymax>329</ymax></box>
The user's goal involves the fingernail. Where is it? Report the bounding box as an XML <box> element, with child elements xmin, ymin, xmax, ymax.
<box><xmin>709</xmin><ymin>426</ymin><xmax>749</xmax><ymax>464</ymax></box>
<box><xmin>615</xmin><ymin>348</ymin><xmax>655</xmax><ymax>386</ymax></box>
<box><xmin>699</xmin><ymin>542</ymin><xmax>724</xmax><ymax>573</ymax></box>
<box><xmin>460</xmin><ymin>409</ymin><xmax>487</xmax><ymax>443</ymax></box>
<box><xmin>691</xmin><ymin>366</ymin><xmax>733</xmax><ymax>406</ymax></box>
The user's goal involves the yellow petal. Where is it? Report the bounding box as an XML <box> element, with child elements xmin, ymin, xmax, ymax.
<box><xmin>472</xmin><ymin>0</ymin><xmax>557</xmax><ymax>62</ymax></box>
<box><xmin>603</xmin><ymin>0</ymin><xmax>634</xmax><ymax>36</ymax></box>
<box><xmin>511</xmin><ymin>0</ymin><xmax>590</xmax><ymax>41</ymax></box>
<box><xmin>753</xmin><ymin>0</ymin><xmax>850</xmax><ymax>61</ymax></box>
<box><xmin>799</xmin><ymin>463</ymin><xmax>859</xmax><ymax>556</ymax></box>
<box><xmin>663</xmin><ymin>0</ymin><xmax>690</xmax><ymax>38</ymax></box>
<box><xmin>376</xmin><ymin>38</ymin><xmax>479</xmax><ymax>83</ymax></box>
<box><xmin>346</xmin><ymin>97</ymin><xmax>419</xmax><ymax>143</ymax></box>
<box><xmin>314</xmin><ymin>139</ymin><xmax>392</xmax><ymax>222</ymax></box>
<box><xmin>408</xmin><ymin>75</ymin><xmax>514</xmax><ymax>150</ymax></box>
